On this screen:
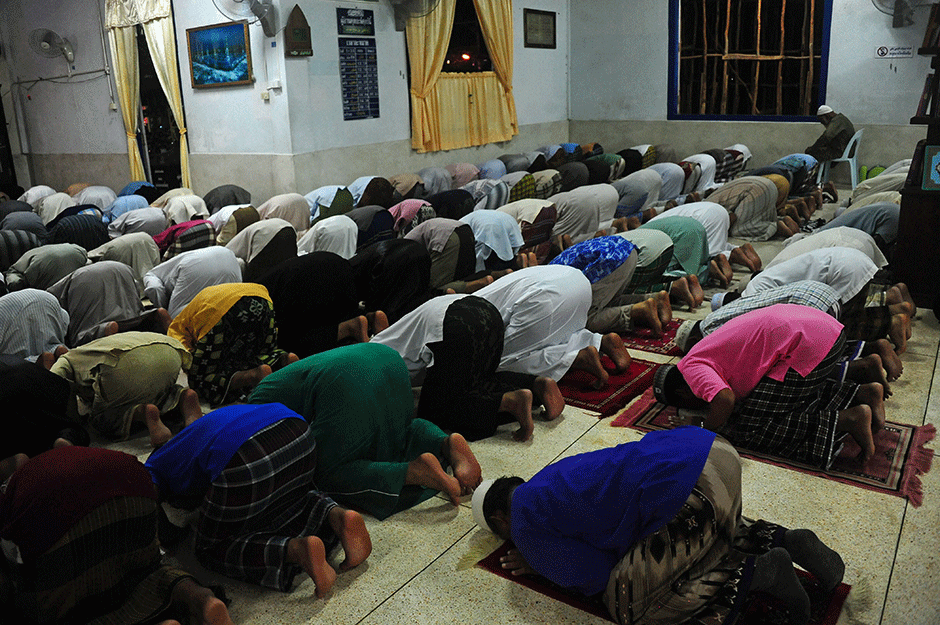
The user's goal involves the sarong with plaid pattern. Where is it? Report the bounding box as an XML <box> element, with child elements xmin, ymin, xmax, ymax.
<box><xmin>622</xmin><ymin>244</ymin><xmax>675</xmax><ymax>294</ymax></box>
<box><xmin>162</xmin><ymin>221</ymin><xmax>216</xmax><ymax>261</ymax></box>
<box><xmin>641</xmin><ymin>146</ymin><xmax>658</xmax><ymax>169</ymax></box>
<box><xmin>839</xmin><ymin>282</ymin><xmax>892</xmax><ymax>343</ymax></box>
<box><xmin>194</xmin><ymin>417</ymin><xmax>338</xmax><ymax>591</ymax></box>
<box><xmin>189</xmin><ymin>296</ymin><xmax>286</xmax><ymax>406</ymax></box>
<box><xmin>719</xmin><ymin>330</ymin><xmax>858</xmax><ymax>469</ymax></box>
<box><xmin>532</xmin><ymin>170</ymin><xmax>562</xmax><ymax>199</ymax></box>
<box><xmin>519</xmin><ymin>206</ymin><xmax>557</xmax><ymax>248</ymax></box>
<box><xmin>508</xmin><ymin>173</ymin><xmax>537</xmax><ymax>203</ymax></box>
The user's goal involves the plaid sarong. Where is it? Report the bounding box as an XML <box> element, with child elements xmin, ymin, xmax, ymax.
<box><xmin>720</xmin><ymin>331</ymin><xmax>857</xmax><ymax>469</ymax></box>
<box><xmin>189</xmin><ymin>296</ymin><xmax>286</xmax><ymax>407</ymax></box>
<box><xmin>839</xmin><ymin>282</ymin><xmax>892</xmax><ymax>343</ymax></box>
<box><xmin>532</xmin><ymin>170</ymin><xmax>562</xmax><ymax>199</ymax></box>
<box><xmin>519</xmin><ymin>205</ymin><xmax>557</xmax><ymax>248</ymax></box>
<box><xmin>195</xmin><ymin>417</ymin><xmax>338</xmax><ymax>591</ymax></box>
<box><xmin>622</xmin><ymin>244</ymin><xmax>675</xmax><ymax>294</ymax></box>
<box><xmin>641</xmin><ymin>146</ymin><xmax>657</xmax><ymax>168</ymax></box>
<box><xmin>10</xmin><ymin>495</ymin><xmax>191</xmax><ymax>625</ymax></box>
<box><xmin>161</xmin><ymin>220</ymin><xmax>216</xmax><ymax>261</ymax></box>
<box><xmin>712</xmin><ymin>150</ymin><xmax>735</xmax><ymax>182</ymax></box>
<box><xmin>508</xmin><ymin>173</ymin><xmax>537</xmax><ymax>203</ymax></box>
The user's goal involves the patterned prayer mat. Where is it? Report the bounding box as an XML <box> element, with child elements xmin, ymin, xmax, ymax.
<box><xmin>477</xmin><ymin>541</ymin><xmax>850</xmax><ymax>625</ymax></box>
<box><xmin>558</xmin><ymin>357</ymin><xmax>661</xmax><ymax>417</ymax></box>
<box><xmin>619</xmin><ymin>318</ymin><xmax>683</xmax><ymax>356</ymax></box>
<box><xmin>613</xmin><ymin>389</ymin><xmax>936</xmax><ymax>506</ymax></box>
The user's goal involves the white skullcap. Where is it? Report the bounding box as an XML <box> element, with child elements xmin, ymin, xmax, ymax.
<box><xmin>711</xmin><ymin>292</ymin><xmax>727</xmax><ymax>311</ymax></box>
<box><xmin>471</xmin><ymin>479</ymin><xmax>496</xmax><ymax>531</ymax></box>
<box><xmin>816</xmin><ymin>105</ymin><xmax>834</xmax><ymax>116</ymax></box>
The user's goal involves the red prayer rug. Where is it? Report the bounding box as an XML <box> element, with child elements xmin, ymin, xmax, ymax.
<box><xmin>619</xmin><ymin>318</ymin><xmax>684</xmax><ymax>356</ymax></box>
<box><xmin>558</xmin><ymin>357</ymin><xmax>660</xmax><ymax>417</ymax></box>
<box><xmin>613</xmin><ymin>389</ymin><xmax>936</xmax><ymax>506</ymax></box>
<box><xmin>477</xmin><ymin>541</ymin><xmax>850</xmax><ymax>625</ymax></box>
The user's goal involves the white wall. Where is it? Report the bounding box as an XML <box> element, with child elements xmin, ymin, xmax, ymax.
<box><xmin>570</xmin><ymin>0</ymin><xmax>932</xmax><ymax>126</ymax></box>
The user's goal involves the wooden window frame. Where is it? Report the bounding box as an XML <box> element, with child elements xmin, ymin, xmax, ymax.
<box><xmin>667</xmin><ymin>0</ymin><xmax>834</xmax><ymax>121</ymax></box>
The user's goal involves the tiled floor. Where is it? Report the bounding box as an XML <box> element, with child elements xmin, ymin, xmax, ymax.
<box><xmin>110</xmin><ymin>200</ymin><xmax>939</xmax><ymax>625</ymax></box>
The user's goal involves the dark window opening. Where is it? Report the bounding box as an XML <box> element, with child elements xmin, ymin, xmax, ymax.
<box><xmin>672</xmin><ymin>0</ymin><xmax>830</xmax><ymax>119</ymax></box>
<box><xmin>137</xmin><ymin>24</ymin><xmax>181</xmax><ymax>191</ymax></box>
<box><xmin>441</xmin><ymin>0</ymin><xmax>492</xmax><ymax>72</ymax></box>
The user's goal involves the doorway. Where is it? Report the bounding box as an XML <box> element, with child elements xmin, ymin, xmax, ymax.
<box><xmin>137</xmin><ymin>25</ymin><xmax>182</xmax><ymax>192</ymax></box>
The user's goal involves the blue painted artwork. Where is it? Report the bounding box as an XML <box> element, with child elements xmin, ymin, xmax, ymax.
<box><xmin>922</xmin><ymin>146</ymin><xmax>940</xmax><ymax>191</ymax></box>
<box><xmin>187</xmin><ymin>22</ymin><xmax>253</xmax><ymax>89</ymax></box>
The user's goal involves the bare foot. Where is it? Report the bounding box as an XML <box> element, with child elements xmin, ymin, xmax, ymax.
<box><xmin>286</xmin><ymin>536</ymin><xmax>337</xmax><ymax>598</ymax></box>
<box><xmin>601</xmin><ymin>332</ymin><xmax>632</xmax><ymax>372</ymax></box>
<box><xmin>889</xmin><ymin>314</ymin><xmax>910</xmax><ymax>355</ymax></box>
<box><xmin>337</xmin><ymin>315</ymin><xmax>369</xmax><ymax>343</ymax></box>
<box><xmin>572</xmin><ymin>346</ymin><xmax>609</xmax><ymax>389</ymax></box>
<box><xmin>894</xmin><ymin>283</ymin><xmax>916</xmax><ymax>315</ymax></box>
<box><xmin>846</xmin><ymin>354</ymin><xmax>892</xmax><ymax>397</ymax></box>
<box><xmin>670</xmin><ymin>276</ymin><xmax>697</xmax><ymax>311</ymax></box>
<box><xmin>687</xmin><ymin>273</ymin><xmax>705</xmax><ymax>307</ymax></box>
<box><xmin>54</xmin><ymin>345</ymin><xmax>69</xmax><ymax>359</ymax></box>
<box><xmin>560</xmin><ymin>234</ymin><xmax>573</xmax><ymax>250</ymax></box>
<box><xmin>533</xmin><ymin>376</ymin><xmax>564</xmax><ymax>420</ymax></box>
<box><xmin>0</xmin><ymin>453</ymin><xmax>29</xmax><ymax>484</ymax></box>
<box><xmin>464</xmin><ymin>275</ymin><xmax>494</xmax><ymax>293</ymax></box>
<box><xmin>740</xmin><ymin>242</ymin><xmax>762</xmax><ymax>270</ymax></box>
<box><xmin>500</xmin><ymin>389</ymin><xmax>535</xmax><ymax>442</ymax></box>
<box><xmin>179</xmin><ymin>388</ymin><xmax>203</xmax><ymax>427</ymax></box>
<box><xmin>527</xmin><ymin>252</ymin><xmax>538</xmax><ymax>267</ymax></box>
<box><xmin>516</xmin><ymin>253</ymin><xmax>529</xmax><ymax>268</ymax></box>
<box><xmin>278</xmin><ymin>352</ymin><xmax>300</xmax><ymax>369</ymax></box>
<box><xmin>626</xmin><ymin>216</ymin><xmax>642</xmax><ymax>229</ymax></box>
<box><xmin>328</xmin><ymin>507</ymin><xmax>372</xmax><ymax>571</ymax></box>
<box><xmin>53</xmin><ymin>437</ymin><xmax>72</xmax><ymax>448</ymax></box>
<box><xmin>103</xmin><ymin>320</ymin><xmax>120</xmax><ymax>337</ymax></box>
<box><xmin>837</xmin><ymin>405</ymin><xmax>876</xmax><ymax>463</ymax></box>
<box><xmin>39</xmin><ymin>351</ymin><xmax>56</xmax><ymax>370</ymax></box>
<box><xmin>871</xmin><ymin>338</ymin><xmax>903</xmax><ymax>381</ymax></box>
<box><xmin>611</xmin><ymin>217</ymin><xmax>630</xmax><ymax>232</ymax></box>
<box><xmin>593</xmin><ymin>229</ymin><xmax>609</xmax><ymax>239</ymax></box>
<box><xmin>715</xmin><ymin>254</ymin><xmax>733</xmax><ymax>285</ymax></box>
<box><xmin>443</xmin><ymin>433</ymin><xmax>482</xmax><ymax>495</ymax></box>
<box><xmin>136</xmin><ymin>404</ymin><xmax>171</xmax><ymax>448</ymax></box>
<box><xmin>630</xmin><ymin>298</ymin><xmax>663</xmax><ymax>337</ymax></box>
<box><xmin>367</xmin><ymin>310</ymin><xmax>389</xmax><ymax>335</ymax></box>
<box><xmin>406</xmin><ymin>452</ymin><xmax>462</xmax><ymax>506</ymax></box>
<box><xmin>729</xmin><ymin>246</ymin><xmax>760</xmax><ymax>272</ymax></box>
<box><xmin>855</xmin><ymin>382</ymin><xmax>887</xmax><ymax>433</ymax></box>
<box><xmin>228</xmin><ymin>364</ymin><xmax>273</xmax><ymax>395</ymax></box>
<box><xmin>489</xmin><ymin>268</ymin><xmax>514</xmax><ymax>280</ymax></box>
<box><xmin>654</xmin><ymin>290</ymin><xmax>672</xmax><ymax>324</ymax></box>
<box><xmin>170</xmin><ymin>577</ymin><xmax>234</xmax><ymax>625</ymax></box>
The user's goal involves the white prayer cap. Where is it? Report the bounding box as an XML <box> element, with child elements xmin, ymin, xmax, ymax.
<box><xmin>471</xmin><ymin>479</ymin><xmax>497</xmax><ymax>532</ymax></box>
<box><xmin>675</xmin><ymin>319</ymin><xmax>700</xmax><ymax>353</ymax></box>
<box><xmin>816</xmin><ymin>105</ymin><xmax>834</xmax><ymax>116</ymax></box>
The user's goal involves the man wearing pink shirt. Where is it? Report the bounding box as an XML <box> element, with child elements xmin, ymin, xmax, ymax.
<box><xmin>654</xmin><ymin>304</ymin><xmax>885</xmax><ymax>468</ymax></box>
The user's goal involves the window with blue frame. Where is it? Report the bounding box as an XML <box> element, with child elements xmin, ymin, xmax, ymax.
<box><xmin>668</xmin><ymin>0</ymin><xmax>832</xmax><ymax>120</ymax></box>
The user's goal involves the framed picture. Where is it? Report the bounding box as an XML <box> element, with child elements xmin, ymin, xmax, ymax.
<box><xmin>186</xmin><ymin>21</ymin><xmax>254</xmax><ymax>89</ymax></box>
<box><xmin>922</xmin><ymin>145</ymin><xmax>940</xmax><ymax>191</ymax></box>
<box><xmin>524</xmin><ymin>9</ymin><xmax>556</xmax><ymax>49</ymax></box>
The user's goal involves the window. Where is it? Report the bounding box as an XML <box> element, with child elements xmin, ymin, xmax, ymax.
<box><xmin>668</xmin><ymin>0</ymin><xmax>832</xmax><ymax>119</ymax></box>
<box><xmin>441</xmin><ymin>0</ymin><xmax>493</xmax><ymax>72</ymax></box>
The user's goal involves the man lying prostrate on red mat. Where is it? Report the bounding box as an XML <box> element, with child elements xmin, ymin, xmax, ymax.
<box><xmin>473</xmin><ymin>427</ymin><xmax>845</xmax><ymax>625</ymax></box>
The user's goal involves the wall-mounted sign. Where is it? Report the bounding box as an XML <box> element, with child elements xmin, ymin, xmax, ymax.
<box><xmin>285</xmin><ymin>5</ymin><xmax>312</xmax><ymax>58</ymax></box>
<box><xmin>339</xmin><ymin>37</ymin><xmax>379</xmax><ymax>120</ymax></box>
<box><xmin>875</xmin><ymin>45</ymin><xmax>913</xmax><ymax>58</ymax></box>
<box><xmin>337</xmin><ymin>8</ymin><xmax>375</xmax><ymax>36</ymax></box>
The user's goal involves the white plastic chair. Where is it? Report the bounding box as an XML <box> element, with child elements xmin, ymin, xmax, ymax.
<box><xmin>815</xmin><ymin>128</ymin><xmax>864</xmax><ymax>189</ymax></box>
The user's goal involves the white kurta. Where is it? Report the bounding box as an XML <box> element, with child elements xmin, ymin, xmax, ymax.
<box><xmin>681</xmin><ymin>154</ymin><xmax>719</xmax><ymax>192</ymax></box>
<box><xmin>297</xmin><ymin>215</ymin><xmax>358</xmax><ymax>259</ymax></box>
<box><xmin>143</xmin><ymin>246</ymin><xmax>242</xmax><ymax>318</ymax></box>
<box><xmin>772</xmin><ymin>227</ymin><xmax>888</xmax><ymax>270</ymax></box>
<box><xmin>648</xmin><ymin>201</ymin><xmax>734</xmax><ymax>258</ymax></box>
<box><xmin>742</xmin><ymin>247</ymin><xmax>877</xmax><ymax>305</ymax></box>
<box><xmin>475</xmin><ymin>265</ymin><xmax>601</xmax><ymax>380</ymax></box>
<box><xmin>370</xmin><ymin>294</ymin><xmax>463</xmax><ymax>385</ymax></box>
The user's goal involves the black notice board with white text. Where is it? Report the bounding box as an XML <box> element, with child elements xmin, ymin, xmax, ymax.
<box><xmin>338</xmin><ymin>37</ymin><xmax>379</xmax><ymax>121</ymax></box>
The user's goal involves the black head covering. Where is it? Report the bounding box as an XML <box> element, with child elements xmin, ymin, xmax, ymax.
<box><xmin>46</xmin><ymin>214</ymin><xmax>109</xmax><ymax>252</ymax></box>
<box><xmin>557</xmin><ymin>162</ymin><xmax>590</xmax><ymax>192</ymax></box>
<box><xmin>349</xmin><ymin>238</ymin><xmax>430</xmax><ymax>324</ymax></box>
<box><xmin>133</xmin><ymin>185</ymin><xmax>161</xmax><ymax>204</ymax></box>
<box><xmin>427</xmin><ymin>189</ymin><xmax>474</xmax><ymax>220</ymax></box>
<box><xmin>258</xmin><ymin>252</ymin><xmax>360</xmax><ymax>358</ymax></box>
<box><xmin>617</xmin><ymin>149</ymin><xmax>643</xmax><ymax>176</ymax></box>
<box><xmin>347</xmin><ymin>206</ymin><xmax>396</xmax><ymax>251</ymax></box>
<box><xmin>203</xmin><ymin>184</ymin><xmax>252</xmax><ymax>214</ymax></box>
<box><xmin>583</xmin><ymin>159</ymin><xmax>610</xmax><ymax>185</ymax></box>
<box><xmin>357</xmin><ymin>177</ymin><xmax>395</xmax><ymax>209</ymax></box>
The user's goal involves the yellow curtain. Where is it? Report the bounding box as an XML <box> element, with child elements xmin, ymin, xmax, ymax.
<box><xmin>107</xmin><ymin>26</ymin><xmax>146</xmax><ymax>181</ymax></box>
<box><xmin>405</xmin><ymin>1</ymin><xmax>456</xmax><ymax>152</ymax></box>
<box><xmin>432</xmin><ymin>73</ymin><xmax>513</xmax><ymax>151</ymax></box>
<box><xmin>142</xmin><ymin>16</ymin><xmax>191</xmax><ymax>188</ymax></box>
<box><xmin>472</xmin><ymin>0</ymin><xmax>517</xmax><ymax>134</ymax></box>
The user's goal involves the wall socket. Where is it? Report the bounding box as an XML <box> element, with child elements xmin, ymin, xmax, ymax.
<box><xmin>261</xmin><ymin>91</ymin><xmax>270</xmax><ymax>102</ymax></box>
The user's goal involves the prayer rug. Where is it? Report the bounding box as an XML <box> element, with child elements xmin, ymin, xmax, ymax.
<box><xmin>613</xmin><ymin>389</ymin><xmax>936</xmax><ymax>506</ymax></box>
<box><xmin>477</xmin><ymin>541</ymin><xmax>850</xmax><ymax>625</ymax></box>
<box><xmin>558</xmin><ymin>357</ymin><xmax>660</xmax><ymax>417</ymax></box>
<box><xmin>619</xmin><ymin>318</ymin><xmax>683</xmax><ymax>356</ymax></box>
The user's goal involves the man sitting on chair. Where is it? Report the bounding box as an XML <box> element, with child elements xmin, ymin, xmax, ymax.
<box><xmin>806</xmin><ymin>105</ymin><xmax>856</xmax><ymax>162</ymax></box>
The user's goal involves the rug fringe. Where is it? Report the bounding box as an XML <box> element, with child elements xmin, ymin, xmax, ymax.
<box><xmin>459</xmin><ymin>531</ymin><xmax>503</xmax><ymax>571</ymax></box>
<box><xmin>900</xmin><ymin>424</ymin><xmax>936</xmax><ymax>508</ymax></box>
<box><xmin>841</xmin><ymin>576</ymin><xmax>873</xmax><ymax>625</ymax></box>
